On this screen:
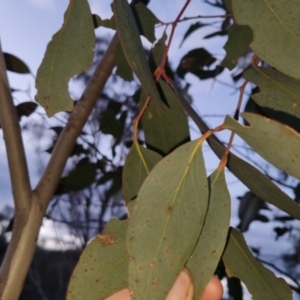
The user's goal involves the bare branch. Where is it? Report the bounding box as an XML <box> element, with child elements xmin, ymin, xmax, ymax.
<box><xmin>0</xmin><ymin>40</ymin><xmax>32</xmax><ymax>210</ymax></box>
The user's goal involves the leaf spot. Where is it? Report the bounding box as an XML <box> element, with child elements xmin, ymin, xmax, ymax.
<box><xmin>148</xmin><ymin>262</ymin><xmax>155</xmax><ymax>269</ymax></box>
<box><xmin>147</xmin><ymin>112</ymin><xmax>153</xmax><ymax>119</ymax></box>
<box><xmin>151</xmin><ymin>277</ymin><xmax>160</xmax><ymax>285</ymax></box>
<box><xmin>97</xmin><ymin>233</ymin><xmax>116</xmax><ymax>246</ymax></box>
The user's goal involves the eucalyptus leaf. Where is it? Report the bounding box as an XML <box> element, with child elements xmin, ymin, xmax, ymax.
<box><xmin>224</xmin><ymin>113</ymin><xmax>300</xmax><ymax>180</ymax></box>
<box><xmin>208</xmin><ymin>134</ymin><xmax>300</xmax><ymax>220</ymax></box>
<box><xmin>60</xmin><ymin>160</ymin><xmax>97</xmax><ymax>192</ymax></box>
<box><xmin>223</xmin><ymin>228</ymin><xmax>292</xmax><ymax>300</ymax></box>
<box><xmin>187</xmin><ymin>168</ymin><xmax>230</xmax><ymax>300</ymax></box>
<box><xmin>172</xmin><ymin>86</ymin><xmax>300</xmax><ymax>220</ymax></box>
<box><xmin>92</xmin><ymin>14</ymin><xmax>116</xmax><ymax>30</ymax></box>
<box><xmin>127</xmin><ymin>139</ymin><xmax>209</xmax><ymax>299</ymax></box>
<box><xmin>221</xmin><ymin>23</ymin><xmax>253</xmax><ymax>70</ymax></box>
<box><xmin>232</xmin><ymin>0</ymin><xmax>300</xmax><ymax>80</ymax></box>
<box><xmin>122</xmin><ymin>144</ymin><xmax>162</xmax><ymax>203</ymax></box>
<box><xmin>4</xmin><ymin>53</ymin><xmax>30</xmax><ymax>74</ymax></box>
<box><xmin>115</xmin><ymin>43</ymin><xmax>133</xmax><ymax>81</ymax></box>
<box><xmin>244</xmin><ymin>67</ymin><xmax>300</xmax><ymax>132</ymax></box>
<box><xmin>113</xmin><ymin>0</ymin><xmax>163</xmax><ymax>108</ymax></box>
<box><xmin>67</xmin><ymin>202</ymin><xmax>135</xmax><ymax>300</ymax></box>
<box><xmin>131</xmin><ymin>3</ymin><xmax>159</xmax><ymax>43</ymax></box>
<box><xmin>35</xmin><ymin>0</ymin><xmax>95</xmax><ymax>116</ymax></box>
<box><xmin>140</xmin><ymin>80</ymin><xmax>190</xmax><ymax>156</ymax></box>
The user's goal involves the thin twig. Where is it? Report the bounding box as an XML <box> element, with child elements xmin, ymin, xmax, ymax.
<box><xmin>158</xmin><ymin>13</ymin><xmax>233</xmax><ymax>26</ymax></box>
<box><xmin>159</xmin><ymin>0</ymin><xmax>191</xmax><ymax>73</ymax></box>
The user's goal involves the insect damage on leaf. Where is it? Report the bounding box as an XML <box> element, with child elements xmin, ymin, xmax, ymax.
<box><xmin>98</xmin><ymin>233</ymin><xmax>117</xmax><ymax>246</ymax></box>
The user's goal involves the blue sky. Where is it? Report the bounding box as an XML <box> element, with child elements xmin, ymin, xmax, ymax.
<box><xmin>1</xmin><ymin>1</ymin><xmax>299</xmax><ymax>296</ymax></box>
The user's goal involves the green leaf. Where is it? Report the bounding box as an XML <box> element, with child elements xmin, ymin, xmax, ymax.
<box><xmin>187</xmin><ymin>168</ymin><xmax>230</xmax><ymax>300</ymax></box>
<box><xmin>173</xmin><ymin>87</ymin><xmax>300</xmax><ymax>219</ymax></box>
<box><xmin>140</xmin><ymin>80</ymin><xmax>190</xmax><ymax>155</ymax></box>
<box><xmin>99</xmin><ymin>108</ymin><xmax>122</xmax><ymax>137</ymax></box>
<box><xmin>35</xmin><ymin>0</ymin><xmax>95</xmax><ymax>116</ymax></box>
<box><xmin>232</xmin><ymin>0</ymin><xmax>300</xmax><ymax>80</ymax></box>
<box><xmin>223</xmin><ymin>228</ymin><xmax>292</xmax><ymax>300</ymax></box>
<box><xmin>244</xmin><ymin>67</ymin><xmax>300</xmax><ymax>132</ymax></box>
<box><xmin>127</xmin><ymin>139</ymin><xmax>209</xmax><ymax>299</ymax></box>
<box><xmin>92</xmin><ymin>14</ymin><xmax>116</xmax><ymax>30</ymax></box>
<box><xmin>67</xmin><ymin>202</ymin><xmax>134</xmax><ymax>300</ymax></box>
<box><xmin>113</xmin><ymin>0</ymin><xmax>163</xmax><ymax>108</ymax></box>
<box><xmin>150</xmin><ymin>33</ymin><xmax>168</xmax><ymax>68</ymax></box>
<box><xmin>93</xmin><ymin>3</ymin><xmax>158</xmax><ymax>43</ymax></box>
<box><xmin>131</xmin><ymin>3</ymin><xmax>159</xmax><ymax>43</ymax></box>
<box><xmin>224</xmin><ymin>0</ymin><xmax>233</xmax><ymax>13</ymax></box>
<box><xmin>61</xmin><ymin>159</ymin><xmax>97</xmax><ymax>191</ymax></box>
<box><xmin>224</xmin><ymin>113</ymin><xmax>300</xmax><ymax>180</ymax></box>
<box><xmin>179</xmin><ymin>22</ymin><xmax>206</xmax><ymax>48</ymax></box>
<box><xmin>122</xmin><ymin>144</ymin><xmax>162</xmax><ymax>203</ymax></box>
<box><xmin>221</xmin><ymin>23</ymin><xmax>253</xmax><ymax>70</ymax></box>
<box><xmin>115</xmin><ymin>43</ymin><xmax>134</xmax><ymax>81</ymax></box>
<box><xmin>3</xmin><ymin>53</ymin><xmax>30</xmax><ymax>74</ymax></box>
<box><xmin>207</xmin><ymin>135</ymin><xmax>300</xmax><ymax>221</ymax></box>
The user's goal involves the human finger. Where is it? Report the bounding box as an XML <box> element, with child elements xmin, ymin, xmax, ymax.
<box><xmin>200</xmin><ymin>276</ymin><xmax>223</xmax><ymax>300</ymax></box>
<box><xmin>104</xmin><ymin>288</ymin><xmax>131</xmax><ymax>300</ymax></box>
<box><xmin>166</xmin><ymin>269</ymin><xmax>193</xmax><ymax>300</ymax></box>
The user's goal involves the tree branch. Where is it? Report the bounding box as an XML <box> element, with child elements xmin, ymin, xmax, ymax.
<box><xmin>0</xmin><ymin>33</ymin><xmax>119</xmax><ymax>299</ymax></box>
<box><xmin>0</xmin><ymin>40</ymin><xmax>32</xmax><ymax>210</ymax></box>
<box><xmin>34</xmin><ymin>33</ymin><xmax>119</xmax><ymax>209</ymax></box>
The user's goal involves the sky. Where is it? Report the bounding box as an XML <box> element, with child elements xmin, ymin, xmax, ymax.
<box><xmin>1</xmin><ymin>0</ymin><xmax>300</xmax><ymax>298</ymax></box>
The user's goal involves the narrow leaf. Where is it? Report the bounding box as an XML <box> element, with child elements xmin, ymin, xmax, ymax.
<box><xmin>113</xmin><ymin>0</ymin><xmax>163</xmax><ymax>108</ymax></box>
<box><xmin>221</xmin><ymin>23</ymin><xmax>253</xmax><ymax>70</ymax></box>
<box><xmin>67</xmin><ymin>203</ymin><xmax>135</xmax><ymax>300</ymax></box>
<box><xmin>207</xmin><ymin>135</ymin><xmax>300</xmax><ymax>220</ymax></box>
<box><xmin>3</xmin><ymin>53</ymin><xmax>30</xmax><ymax>74</ymax></box>
<box><xmin>115</xmin><ymin>43</ymin><xmax>134</xmax><ymax>81</ymax></box>
<box><xmin>223</xmin><ymin>228</ymin><xmax>292</xmax><ymax>300</ymax></box>
<box><xmin>127</xmin><ymin>140</ymin><xmax>209</xmax><ymax>299</ymax></box>
<box><xmin>122</xmin><ymin>144</ymin><xmax>162</xmax><ymax>203</ymax></box>
<box><xmin>131</xmin><ymin>3</ymin><xmax>159</xmax><ymax>43</ymax></box>
<box><xmin>94</xmin><ymin>3</ymin><xmax>159</xmax><ymax>43</ymax></box>
<box><xmin>61</xmin><ymin>160</ymin><xmax>97</xmax><ymax>191</ymax></box>
<box><xmin>99</xmin><ymin>108</ymin><xmax>122</xmax><ymax>137</ymax></box>
<box><xmin>232</xmin><ymin>0</ymin><xmax>300</xmax><ymax>80</ymax></box>
<box><xmin>187</xmin><ymin>169</ymin><xmax>230</xmax><ymax>300</ymax></box>
<box><xmin>140</xmin><ymin>80</ymin><xmax>190</xmax><ymax>156</ymax></box>
<box><xmin>35</xmin><ymin>0</ymin><xmax>95</xmax><ymax>116</ymax></box>
<box><xmin>173</xmin><ymin>87</ymin><xmax>300</xmax><ymax>219</ymax></box>
<box><xmin>92</xmin><ymin>14</ymin><xmax>116</xmax><ymax>30</ymax></box>
<box><xmin>224</xmin><ymin>113</ymin><xmax>300</xmax><ymax>180</ymax></box>
<box><xmin>149</xmin><ymin>33</ymin><xmax>168</xmax><ymax>69</ymax></box>
<box><xmin>244</xmin><ymin>67</ymin><xmax>300</xmax><ymax>132</ymax></box>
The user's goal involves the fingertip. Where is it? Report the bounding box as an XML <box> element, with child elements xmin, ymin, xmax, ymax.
<box><xmin>166</xmin><ymin>269</ymin><xmax>193</xmax><ymax>300</ymax></box>
<box><xmin>104</xmin><ymin>288</ymin><xmax>131</xmax><ymax>300</ymax></box>
<box><xmin>201</xmin><ymin>276</ymin><xmax>223</xmax><ymax>300</ymax></box>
